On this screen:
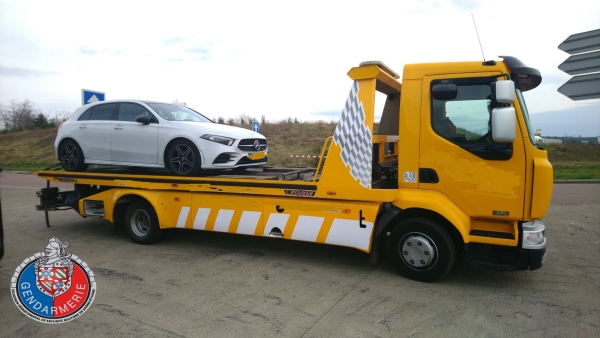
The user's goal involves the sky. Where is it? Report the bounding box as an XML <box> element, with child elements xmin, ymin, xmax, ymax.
<box><xmin>1</xmin><ymin>0</ymin><xmax>599</xmax><ymax>136</ymax></box>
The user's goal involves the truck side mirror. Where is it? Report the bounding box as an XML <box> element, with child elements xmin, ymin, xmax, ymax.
<box><xmin>491</xmin><ymin>107</ymin><xmax>516</xmax><ymax>143</ymax></box>
<box><xmin>432</xmin><ymin>83</ymin><xmax>457</xmax><ymax>100</ymax></box>
<box><xmin>495</xmin><ymin>80</ymin><xmax>515</xmax><ymax>104</ymax></box>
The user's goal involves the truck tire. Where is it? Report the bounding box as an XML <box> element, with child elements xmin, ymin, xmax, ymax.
<box><xmin>59</xmin><ymin>139</ymin><xmax>89</xmax><ymax>172</ymax></box>
<box><xmin>387</xmin><ymin>217</ymin><xmax>455</xmax><ymax>282</ymax></box>
<box><xmin>166</xmin><ymin>139</ymin><xmax>201</xmax><ymax>176</ymax></box>
<box><xmin>124</xmin><ymin>200</ymin><xmax>163</xmax><ymax>244</ymax></box>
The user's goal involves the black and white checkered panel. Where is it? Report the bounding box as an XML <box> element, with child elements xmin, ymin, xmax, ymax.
<box><xmin>333</xmin><ymin>81</ymin><xmax>372</xmax><ymax>188</ymax></box>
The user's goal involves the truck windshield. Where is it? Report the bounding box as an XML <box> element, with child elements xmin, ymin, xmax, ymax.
<box><xmin>515</xmin><ymin>89</ymin><xmax>536</xmax><ymax>146</ymax></box>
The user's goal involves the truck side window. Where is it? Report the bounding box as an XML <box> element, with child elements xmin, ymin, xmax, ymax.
<box><xmin>431</xmin><ymin>77</ymin><xmax>513</xmax><ymax>160</ymax></box>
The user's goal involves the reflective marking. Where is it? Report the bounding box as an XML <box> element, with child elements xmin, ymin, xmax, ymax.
<box><xmin>237</xmin><ymin>211</ymin><xmax>261</xmax><ymax>235</ymax></box>
<box><xmin>264</xmin><ymin>213</ymin><xmax>290</xmax><ymax>236</ymax></box>
<box><xmin>291</xmin><ymin>216</ymin><xmax>324</xmax><ymax>242</ymax></box>
<box><xmin>326</xmin><ymin>219</ymin><xmax>373</xmax><ymax>251</ymax></box>
<box><xmin>176</xmin><ymin>207</ymin><xmax>190</xmax><ymax>228</ymax></box>
<box><xmin>213</xmin><ymin>209</ymin><xmax>234</xmax><ymax>233</ymax></box>
<box><xmin>193</xmin><ymin>208</ymin><xmax>211</xmax><ymax>230</ymax></box>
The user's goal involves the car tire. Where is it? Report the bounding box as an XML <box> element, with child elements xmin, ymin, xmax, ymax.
<box><xmin>166</xmin><ymin>139</ymin><xmax>202</xmax><ymax>176</ymax></box>
<box><xmin>59</xmin><ymin>139</ymin><xmax>89</xmax><ymax>172</ymax></box>
<box><xmin>387</xmin><ymin>217</ymin><xmax>456</xmax><ymax>282</ymax></box>
<box><xmin>124</xmin><ymin>200</ymin><xmax>163</xmax><ymax>244</ymax></box>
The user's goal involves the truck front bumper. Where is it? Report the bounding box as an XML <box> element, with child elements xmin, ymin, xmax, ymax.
<box><xmin>465</xmin><ymin>219</ymin><xmax>546</xmax><ymax>271</ymax></box>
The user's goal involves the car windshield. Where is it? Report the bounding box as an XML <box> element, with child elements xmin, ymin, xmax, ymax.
<box><xmin>145</xmin><ymin>103</ymin><xmax>213</xmax><ymax>123</ymax></box>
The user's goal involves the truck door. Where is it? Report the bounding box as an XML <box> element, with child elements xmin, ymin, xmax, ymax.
<box><xmin>420</xmin><ymin>75</ymin><xmax>526</xmax><ymax>220</ymax></box>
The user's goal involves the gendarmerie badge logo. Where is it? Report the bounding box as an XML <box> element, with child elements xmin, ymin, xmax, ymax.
<box><xmin>10</xmin><ymin>238</ymin><xmax>96</xmax><ymax>324</ymax></box>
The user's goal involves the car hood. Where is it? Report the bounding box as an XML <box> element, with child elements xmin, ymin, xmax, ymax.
<box><xmin>166</xmin><ymin>121</ymin><xmax>265</xmax><ymax>139</ymax></box>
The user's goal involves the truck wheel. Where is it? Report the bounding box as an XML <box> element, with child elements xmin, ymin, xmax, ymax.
<box><xmin>59</xmin><ymin>140</ymin><xmax>89</xmax><ymax>172</ymax></box>
<box><xmin>166</xmin><ymin>139</ymin><xmax>201</xmax><ymax>176</ymax></box>
<box><xmin>124</xmin><ymin>200</ymin><xmax>163</xmax><ymax>244</ymax></box>
<box><xmin>387</xmin><ymin>217</ymin><xmax>455</xmax><ymax>282</ymax></box>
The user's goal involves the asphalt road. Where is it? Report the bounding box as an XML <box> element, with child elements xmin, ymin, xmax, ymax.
<box><xmin>0</xmin><ymin>173</ymin><xmax>598</xmax><ymax>337</ymax></box>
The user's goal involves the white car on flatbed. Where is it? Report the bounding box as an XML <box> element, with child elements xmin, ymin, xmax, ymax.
<box><xmin>55</xmin><ymin>100</ymin><xmax>267</xmax><ymax>176</ymax></box>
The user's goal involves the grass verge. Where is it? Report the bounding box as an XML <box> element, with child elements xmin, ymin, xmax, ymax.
<box><xmin>2</xmin><ymin>162</ymin><xmax>61</xmax><ymax>171</ymax></box>
<box><xmin>552</xmin><ymin>162</ymin><xmax>600</xmax><ymax>180</ymax></box>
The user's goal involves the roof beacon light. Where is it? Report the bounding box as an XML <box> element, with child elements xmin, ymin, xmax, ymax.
<box><xmin>359</xmin><ymin>61</ymin><xmax>400</xmax><ymax>79</ymax></box>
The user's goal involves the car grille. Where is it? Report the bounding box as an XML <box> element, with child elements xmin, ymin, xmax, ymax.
<box><xmin>238</xmin><ymin>139</ymin><xmax>267</xmax><ymax>152</ymax></box>
<box><xmin>236</xmin><ymin>156</ymin><xmax>268</xmax><ymax>165</ymax></box>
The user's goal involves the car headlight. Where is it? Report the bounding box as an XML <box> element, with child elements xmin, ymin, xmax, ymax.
<box><xmin>200</xmin><ymin>135</ymin><xmax>235</xmax><ymax>146</ymax></box>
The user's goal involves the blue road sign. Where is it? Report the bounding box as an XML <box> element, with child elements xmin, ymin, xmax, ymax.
<box><xmin>252</xmin><ymin>121</ymin><xmax>260</xmax><ymax>133</ymax></box>
<box><xmin>82</xmin><ymin>89</ymin><xmax>105</xmax><ymax>105</ymax></box>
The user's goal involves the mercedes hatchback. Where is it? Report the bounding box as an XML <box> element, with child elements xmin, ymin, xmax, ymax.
<box><xmin>55</xmin><ymin>100</ymin><xmax>267</xmax><ymax>175</ymax></box>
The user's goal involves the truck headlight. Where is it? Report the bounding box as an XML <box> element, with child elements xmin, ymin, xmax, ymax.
<box><xmin>522</xmin><ymin>219</ymin><xmax>546</xmax><ymax>249</ymax></box>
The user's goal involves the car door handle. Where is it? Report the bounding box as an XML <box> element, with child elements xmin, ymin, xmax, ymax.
<box><xmin>114</xmin><ymin>126</ymin><xmax>123</xmax><ymax>130</ymax></box>
<box><xmin>79</xmin><ymin>125</ymin><xmax>87</xmax><ymax>129</ymax></box>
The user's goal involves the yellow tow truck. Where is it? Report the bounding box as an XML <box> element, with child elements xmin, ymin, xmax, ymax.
<box><xmin>35</xmin><ymin>56</ymin><xmax>552</xmax><ymax>282</ymax></box>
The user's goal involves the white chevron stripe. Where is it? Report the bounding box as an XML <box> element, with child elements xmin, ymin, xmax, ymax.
<box><xmin>192</xmin><ymin>208</ymin><xmax>211</xmax><ymax>230</ymax></box>
<box><xmin>214</xmin><ymin>209</ymin><xmax>234</xmax><ymax>233</ymax></box>
<box><xmin>176</xmin><ymin>207</ymin><xmax>190</xmax><ymax>228</ymax></box>
<box><xmin>326</xmin><ymin>219</ymin><xmax>373</xmax><ymax>251</ymax></box>
<box><xmin>237</xmin><ymin>211</ymin><xmax>261</xmax><ymax>235</ymax></box>
<box><xmin>291</xmin><ymin>216</ymin><xmax>324</xmax><ymax>242</ymax></box>
<box><xmin>264</xmin><ymin>213</ymin><xmax>289</xmax><ymax>236</ymax></box>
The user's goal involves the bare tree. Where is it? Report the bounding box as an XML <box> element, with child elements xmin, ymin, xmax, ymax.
<box><xmin>171</xmin><ymin>99</ymin><xmax>188</xmax><ymax>107</ymax></box>
<box><xmin>50</xmin><ymin>108</ymin><xmax>72</xmax><ymax>125</ymax></box>
<box><xmin>0</xmin><ymin>100</ymin><xmax>38</xmax><ymax>131</ymax></box>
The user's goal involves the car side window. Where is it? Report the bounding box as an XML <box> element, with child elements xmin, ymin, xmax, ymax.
<box><xmin>118</xmin><ymin>103</ymin><xmax>152</xmax><ymax>122</ymax></box>
<box><xmin>78</xmin><ymin>108</ymin><xmax>92</xmax><ymax>120</ymax></box>
<box><xmin>88</xmin><ymin>103</ymin><xmax>117</xmax><ymax>121</ymax></box>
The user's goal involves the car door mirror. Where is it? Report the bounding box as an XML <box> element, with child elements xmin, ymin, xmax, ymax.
<box><xmin>135</xmin><ymin>115</ymin><xmax>151</xmax><ymax>125</ymax></box>
<box><xmin>491</xmin><ymin>107</ymin><xmax>516</xmax><ymax>143</ymax></box>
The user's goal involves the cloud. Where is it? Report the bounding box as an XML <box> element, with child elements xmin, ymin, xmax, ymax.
<box><xmin>163</xmin><ymin>57</ymin><xmax>185</xmax><ymax>64</ymax></box>
<box><xmin>307</xmin><ymin>109</ymin><xmax>342</xmax><ymax>120</ymax></box>
<box><xmin>184</xmin><ymin>45</ymin><xmax>214</xmax><ymax>61</ymax></box>
<box><xmin>79</xmin><ymin>46</ymin><xmax>100</xmax><ymax>55</ymax></box>
<box><xmin>540</xmin><ymin>71</ymin><xmax>571</xmax><ymax>88</ymax></box>
<box><xmin>450</xmin><ymin>0</ymin><xmax>483</xmax><ymax>11</ymax></box>
<box><xmin>184</xmin><ymin>46</ymin><xmax>213</xmax><ymax>55</ymax></box>
<box><xmin>163</xmin><ymin>37</ymin><xmax>186</xmax><ymax>46</ymax></box>
<box><xmin>0</xmin><ymin>65</ymin><xmax>59</xmax><ymax>77</ymax></box>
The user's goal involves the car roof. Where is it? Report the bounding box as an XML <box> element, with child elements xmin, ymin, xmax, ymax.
<box><xmin>81</xmin><ymin>99</ymin><xmax>169</xmax><ymax>106</ymax></box>
<box><xmin>74</xmin><ymin>99</ymin><xmax>177</xmax><ymax>111</ymax></box>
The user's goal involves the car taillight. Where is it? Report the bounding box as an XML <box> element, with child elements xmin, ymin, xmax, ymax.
<box><xmin>58</xmin><ymin>123</ymin><xmax>63</xmax><ymax>130</ymax></box>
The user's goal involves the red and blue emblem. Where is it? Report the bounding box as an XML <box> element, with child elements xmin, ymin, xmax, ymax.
<box><xmin>37</xmin><ymin>266</ymin><xmax>71</xmax><ymax>297</ymax></box>
<box><xmin>10</xmin><ymin>238</ymin><xmax>96</xmax><ymax>324</ymax></box>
